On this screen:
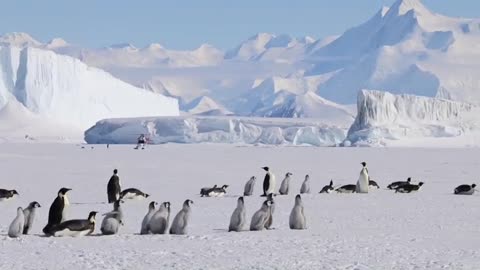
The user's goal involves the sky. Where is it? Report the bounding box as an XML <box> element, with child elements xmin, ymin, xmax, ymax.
<box><xmin>1</xmin><ymin>0</ymin><xmax>479</xmax><ymax>50</ymax></box>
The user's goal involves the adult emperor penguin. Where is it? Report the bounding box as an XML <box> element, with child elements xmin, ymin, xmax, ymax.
<box><xmin>51</xmin><ymin>211</ymin><xmax>98</xmax><ymax>237</ymax></box>
<box><xmin>395</xmin><ymin>182</ymin><xmax>424</xmax><ymax>193</ymax></box>
<box><xmin>23</xmin><ymin>201</ymin><xmax>41</xmax><ymax>234</ymax></box>
<box><xmin>206</xmin><ymin>185</ymin><xmax>229</xmax><ymax>197</ymax></box>
<box><xmin>229</xmin><ymin>197</ymin><xmax>246</xmax><ymax>232</ymax></box>
<box><xmin>289</xmin><ymin>195</ymin><xmax>306</xmax><ymax>230</ymax></box>
<box><xmin>454</xmin><ymin>184</ymin><xmax>477</xmax><ymax>195</ymax></box>
<box><xmin>0</xmin><ymin>189</ymin><xmax>19</xmax><ymax>201</ymax></box>
<box><xmin>43</xmin><ymin>187</ymin><xmax>72</xmax><ymax>235</ymax></box>
<box><xmin>149</xmin><ymin>202</ymin><xmax>171</xmax><ymax>234</ymax></box>
<box><xmin>169</xmin><ymin>199</ymin><xmax>194</xmax><ymax>235</ymax></box>
<box><xmin>356</xmin><ymin>162</ymin><xmax>369</xmax><ymax>193</ymax></box>
<box><xmin>369</xmin><ymin>180</ymin><xmax>380</xmax><ymax>189</ymax></box>
<box><xmin>264</xmin><ymin>193</ymin><xmax>275</xmax><ymax>230</ymax></box>
<box><xmin>243</xmin><ymin>176</ymin><xmax>256</xmax><ymax>196</ymax></box>
<box><xmin>101</xmin><ymin>200</ymin><xmax>124</xmax><ymax>235</ymax></box>
<box><xmin>336</xmin><ymin>184</ymin><xmax>356</xmax><ymax>193</ymax></box>
<box><xmin>107</xmin><ymin>169</ymin><xmax>121</xmax><ymax>203</ymax></box>
<box><xmin>120</xmin><ymin>188</ymin><xmax>149</xmax><ymax>200</ymax></box>
<box><xmin>262</xmin><ymin>167</ymin><xmax>276</xmax><ymax>197</ymax></box>
<box><xmin>387</xmin><ymin>177</ymin><xmax>412</xmax><ymax>190</ymax></box>
<box><xmin>278</xmin><ymin>172</ymin><xmax>293</xmax><ymax>195</ymax></box>
<box><xmin>320</xmin><ymin>180</ymin><xmax>334</xmax><ymax>193</ymax></box>
<box><xmin>250</xmin><ymin>200</ymin><xmax>273</xmax><ymax>231</ymax></box>
<box><xmin>8</xmin><ymin>207</ymin><xmax>25</xmax><ymax>238</ymax></box>
<box><xmin>140</xmin><ymin>201</ymin><xmax>158</xmax><ymax>234</ymax></box>
<box><xmin>300</xmin><ymin>175</ymin><xmax>310</xmax><ymax>194</ymax></box>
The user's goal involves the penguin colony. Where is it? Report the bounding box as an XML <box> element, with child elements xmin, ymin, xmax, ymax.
<box><xmin>1</xmin><ymin>162</ymin><xmax>477</xmax><ymax>238</ymax></box>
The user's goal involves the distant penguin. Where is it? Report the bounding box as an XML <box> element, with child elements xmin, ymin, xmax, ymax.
<box><xmin>23</xmin><ymin>201</ymin><xmax>41</xmax><ymax>235</ymax></box>
<box><xmin>140</xmin><ymin>201</ymin><xmax>158</xmax><ymax>234</ymax></box>
<box><xmin>107</xmin><ymin>169</ymin><xmax>121</xmax><ymax>203</ymax></box>
<box><xmin>300</xmin><ymin>175</ymin><xmax>310</xmax><ymax>194</ymax></box>
<box><xmin>289</xmin><ymin>195</ymin><xmax>306</xmax><ymax>230</ymax></box>
<box><xmin>320</xmin><ymin>180</ymin><xmax>334</xmax><ymax>194</ymax></box>
<box><xmin>206</xmin><ymin>185</ymin><xmax>229</xmax><ymax>197</ymax></box>
<box><xmin>262</xmin><ymin>167</ymin><xmax>276</xmax><ymax>196</ymax></box>
<box><xmin>356</xmin><ymin>162</ymin><xmax>369</xmax><ymax>193</ymax></box>
<box><xmin>243</xmin><ymin>176</ymin><xmax>256</xmax><ymax>196</ymax></box>
<box><xmin>229</xmin><ymin>197</ymin><xmax>247</xmax><ymax>232</ymax></box>
<box><xmin>454</xmin><ymin>184</ymin><xmax>476</xmax><ymax>195</ymax></box>
<box><xmin>149</xmin><ymin>202</ymin><xmax>171</xmax><ymax>234</ymax></box>
<box><xmin>8</xmin><ymin>207</ymin><xmax>25</xmax><ymax>238</ymax></box>
<box><xmin>250</xmin><ymin>200</ymin><xmax>273</xmax><ymax>231</ymax></box>
<box><xmin>336</xmin><ymin>184</ymin><xmax>357</xmax><ymax>193</ymax></box>
<box><xmin>387</xmin><ymin>178</ymin><xmax>412</xmax><ymax>190</ymax></box>
<box><xmin>369</xmin><ymin>179</ymin><xmax>380</xmax><ymax>189</ymax></box>
<box><xmin>51</xmin><ymin>211</ymin><xmax>97</xmax><ymax>237</ymax></box>
<box><xmin>0</xmin><ymin>189</ymin><xmax>19</xmax><ymax>201</ymax></box>
<box><xmin>264</xmin><ymin>193</ymin><xmax>275</xmax><ymax>230</ymax></box>
<box><xmin>395</xmin><ymin>182</ymin><xmax>424</xmax><ymax>193</ymax></box>
<box><xmin>101</xmin><ymin>200</ymin><xmax>124</xmax><ymax>235</ymax></box>
<box><xmin>120</xmin><ymin>188</ymin><xmax>149</xmax><ymax>200</ymax></box>
<box><xmin>169</xmin><ymin>199</ymin><xmax>194</xmax><ymax>235</ymax></box>
<box><xmin>200</xmin><ymin>185</ymin><xmax>217</xmax><ymax>197</ymax></box>
<box><xmin>278</xmin><ymin>172</ymin><xmax>293</xmax><ymax>195</ymax></box>
<box><xmin>43</xmin><ymin>187</ymin><xmax>71</xmax><ymax>235</ymax></box>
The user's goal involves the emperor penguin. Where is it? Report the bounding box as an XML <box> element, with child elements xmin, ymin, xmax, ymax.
<box><xmin>23</xmin><ymin>201</ymin><xmax>41</xmax><ymax>234</ymax></box>
<box><xmin>369</xmin><ymin>179</ymin><xmax>380</xmax><ymax>189</ymax></box>
<box><xmin>320</xmin><ymin>180</ymin><xmax>334</xmax><ymax>193</ymax></box>
<box><xmin>356</xmin><ymin>162</ymin><xmax>369</xmax><ymax>193</ymax></box>
<box><xmin>107</xmin><ymin>169</ymin><xmax>121</xmax><ymax>203</ymax></box>
<box><xmin>43</xmin><ymin>187</ymin><xmax>72</xmax><ymax>235</ymax></box>
<box><xmin>228</xmin><ymin>197</ymin><xmax>247</xmax><ymax>232</ymax></box>
<box><xmin>149</xmin><ymin>202</ymin><xmax>171</xmax><ymax>234</ymax></box>
<box><xmin>120</xmin><ymin>188</ymin><xmax>149</xmax><ymax>200</ymax></box>
<box><xmin>264</xmin><ymin>193</ymin><xmax>275</xmax><ymax>230</ymax></box>
<box><xmin>250</xmin><ymin>200</ymin><xmax>273</xmax><ymax>231</ymax></box>
<box><xmin>140</xmin><ymin>201</ymin><xmax>158</xmax><ymax>234</ymax></box>
<box><xmin>243</xmin><ymin>176</ymin><xmax>256</xmax><ymax>196</ymax></box>
<box><xmin>101</xmin><ymin>200</ymin><xmax>124</xmax><ymax>235</ymax></box>
<box><xmin>51</xmin><ymin>211</ymin><xmax>98</xmax><ymax>237</ymax></box>
<box><xmin>262</xmin><ymin>167</ymin><xmax>276</xmax><ymax>196</ymax></box>
<box><xmin>278</xmin><ymin>172</ymin><xmax>293</xmax><ymax>195</ymax></box>
<box><xmin>169</xmin><ymin>199</ymin><xmax>194</xmax><ymax>235</ymax></box>
<box><xmin>200</xmin><ymin>185</ymin><xmax>217</xmax><ymax>197</ymax></box>
<box><xmin>395</xmin><ymin>182</ymin><xmax>424</xmax><ymax>193</ymax></box>
<box><xmin>454</xmin><ymin>184</ymin><xmax>476</xmax><ymax>195</ymax></box>
<box><xmin>8</xmin><ymin>207</ymin><xmax>25</xmax><ymax>238</ymax></box>
<box><xmin>206</xmin><ymin>185</ymin><xmax>229</xmax><ymax>197</ymax></box>
<box><xmin>300</xmin><ymin>175</ymin><xmax>311</xmax><ymax>194</ymax></box>
<box><xmin>336</xmin><ymin>184</ymin><xmax>356</xmax><ymax>193</ymax></box>
<box><xmin>0</xmin><ymin>189</ymin><xmax>19</xmax><ymax>201</ymax></box>
<box><xmin>289</xmin><ymin>195</ymin><xmax>306</xmax><ymax>230</ymax></box>
<box><xmin>387</xmin><ymin>178</ymin><xmax>412</xmax><ymax>190</ymax></box>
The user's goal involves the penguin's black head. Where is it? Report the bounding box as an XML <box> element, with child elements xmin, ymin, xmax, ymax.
<box><xmin>164</xmin><ymin>202</ymin><xmax>171</xmax><ymax>209</ymax></box>
<box><xmin>11</xmin><ymin>190</ymin><xmax>19</xmax><ymax>195</ymax></box>
<box><xmin>472</xmin><ymin>184</ymin><xmax>477</xmax><ymax>188</ymax></box>
<box><xmin>262</xmin><ymin>167</ymin><xmax>269</xmax><ymax>172</ymax></box>
<box><xmin>149</xmin><ymin>201</ymin><xmax>157</xmax><ymax>209</ymax></box>
<box><xmin>184</xmin><ymin>199</ymin><xmax>193</xmax><ymax>207</ymax></box>
<box><xmin>286</xmin><ymin>172</ymin><xmax>292</xmax><ymax>177</ymax></box>
<box><xmin>238</xmin><ymin>196</ymin><xmax>244</xmax><ymax>204</ymax></box>
<box><xmin>113</xmin><ymin>169</ymin><xmax>118</xmax><ymax>174</ymax></box>
<box><xmin>418</xmin><ymin>182</ymin><xmax>424</xmax><ymax>187</ymax></box>
<box><xmin>58</xmin><ymin>188</ymin><xmax>71</xmax><ymax>195</ymax></box>
<box><xmin>88</xmin><ymin>211</ymin><xmax>98</xmax><ymax>221</ymax></box>
<box><xmin>407</xmin><ymin>177</ymin><xmax>412</xmax><ymax>182</ymax></box>
<box><xmin>329</xmin><ymin>180</ymin><xmax>333</xmax><ymax>187</ymax></box>
<box><xmin>266</xmin><ymin>193</ymin><xmax>275</xmax><ymax>201</ymax></box>
<box><xmin>305</xmin><ymin>174</ymin><xmax>309</xmax><ymax>179</ymax></box>
<box><xmin>144</xmin><ymin>193</ymin><xmax>150</xmax><ymax>198</ymax></box>
<box><xmin>30</xmin><ymin>201</ymin><xmax>41</xmax><ymax>208</ymax></box>
<box><xmin>213</xmin><ymin>184</ymin><xmax>218</xmax><ymax>188</ymax></box>
<box><xmin>361</xmin><ymin>162</ymin><xmax>367</xmax><ymax>167</ymax></box>
<box><xmin>222</xmin><ymin>185</ymin><xmax>229</xmax><ymax>189</ymax></box>
<box><xmin>264</xmin><ymin>200</ymin><xmax>273</xmax><ymax>207</ymax></box>
<box><xmin>295</xmin><ymin>194</ymin><xmax>301</xmax><ymax>201</ymax></box>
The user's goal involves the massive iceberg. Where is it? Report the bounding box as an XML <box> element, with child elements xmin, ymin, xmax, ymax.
<box><xmin>345</xmin><ymin>90</ymin><xmax>480</xmax><ymax>147</ymax></box>
<box><xmin>0</xmin><ymin>45</ymin><xmax>179</xmax><ymax>139</ymax></box>
<box><xmin>84</xmin><ymin>116</ymin><xmax>346</xmax><ymax>146</ymax></box>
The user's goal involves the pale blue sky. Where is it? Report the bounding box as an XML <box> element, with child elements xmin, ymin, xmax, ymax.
<box><xmin>1</xmin><ymin>0</ymin><xmax>478</xmax><ymax>50</ymax></box>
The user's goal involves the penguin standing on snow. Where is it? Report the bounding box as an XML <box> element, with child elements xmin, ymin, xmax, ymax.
<box><xmin>8</xmin><ymin>207</ymin><xmax>25</xmax><ymax>238</ymax></box>
<box><xmin>454</xmin><ymin>184</ymin><xmax>476</xmax><ymax>195</ymax></box>
<box><xmin>278</xmin><ymin>172</ymin><xmax>293</xmax><ymax>195</ymax></box>
<box><xmin>289</xmin><ymin>195</ymin><xmax>306</xmax><ymax>230</ymax></box>
<box><xmin>120</xmin><ymin>188</ymin><xmax>149</xmax><ymax>200</ymax></box>
<box><xmin>23</xmin><ymin>201</ymin><xmax>41</xmax><ymax>234</ymax></box>
<box><xmin>0</xmin><ymin>189</ymin><xmax>19</xmax><ymax>201</ymax></box>
<box><xmin>101</xmin><ymin>200</ymin><xmax>124</xmax><ymax>235</ymax></box>
<box><xmin>250</xmin><ymin>200</ymin><xmax>273</xmax><ymax>231</ymax></box>
<box><xmin>243</xmin><ymin>176</ymin><xmax>256</xmax><ymax>196</ymax></box>
<box><xmin>264</xmin><ymin>193</ymin><xmax>275</xmax><ymax>230</ymax></box>
<box><xmin>140</xmin><ymin>201</ymin><xmax>158</xmax><ymax>234</ymax></box>
<box><xmin>149</xmin><ymin>202</ymin><xmax>171</xmax><ymax>234</ymax></box>
<box><xmin>229</xmin><ymin>197</ymin><xmax>247</xmax><ymax>232</ymax></box>
<box><xmin>320</xmin><ymin>180</ymin><xmax>334</xmax><ymax>193</ymax></box>
<box><xmin>300</xmin><ymin>175</ymin><xmax>310</xmax><ymax>194</ymax></box>
<box><xmin>356</xmin><ymin>162</ymin><xmax>369</xmax><ymax>193</ymax></box>
<box><xmin>169</xmin><ymin>199</ymin><xmax>194</xmax><ymax>235</ymax></box>
<box><xmin>43</xmin><ymin>187</ymin><xmax>71</xmax><ymax>235</ymax></box>
<box><xmin>262</xmin><ymin>167</ymin><xmax>276</xmax><ymax>196</ymax></box>
<box><xmin>51</xmin><ymin>211</ymin><xmax>98</xmax><ymax>237</ymax></box>
<box><xmin>107</xmin><ymin>169</ymin><xmax>121</xmax><ymax>203</ymax></box>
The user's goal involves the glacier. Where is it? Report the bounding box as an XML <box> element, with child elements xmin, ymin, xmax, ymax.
<box><xmin>84</xmin><ymin>116</ymin><xmax>346</xmax><ymax>146</ymax></box>
<box><xmin>345</xmin><ymin>90</ymin><xmax>480</xmax><ymax>147</ymax></box>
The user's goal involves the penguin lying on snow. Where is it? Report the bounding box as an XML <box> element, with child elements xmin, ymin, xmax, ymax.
<box><xmin>206</xmin><ymin>185</ymin><xmax>229</xmax><ymax>197</ymax></box>
<box><xmin>8</xmin><ymin>207</ymin><xmax>25</xmax><ymax>238</ymax></box>
<box><xmin>149</xmin><ymin>202</ymin><xmax>171</xmax><ymax>234</ymax></box>
<box><xmin>395</xmin><ymin>182</ymin><xmax>424</xmax><ymax>193</ymax></box>
<box><xmin>369</xmin><ymin>180</ymin><xmax>380</xmax><ymax>189</ymax></box>
<box><xmin>336</xmin><ymin>184</ymin><xmax>357</xmax><ymax>193</ymax></box>
<box><xmin>43</xmin><ymin>187</ymin><xmax>71</xmax><ymax>235</ymax></box>
<box><xmin>0</xmin><ymin>189</ymin><xmax>19</xmax><ymax>201</ymax></box>
<box><xmin>170</xmin><ymin>199</ymin><xmax>193</xmax><ymax>235</ymax></box>
<box><xmin>454</xmin><ymin>184</ymin><xmax>476</xmax><ymax>195</ymax></box>
<box><xmin>300</xmin><ymin>175</ymin><xmax>310</xmax><ymax>194</ymax></box>
<box><xmin>278</xmin><ymin>172</ymin><xmax>293</xmax><ymax>195</ymax></box>
<box><xmin>387</xmin><ymin>178</ymin><xmax>411</xmax><ymax>190</ymax></box>
<box><xmin>229</xmin><ymin>197</ymin><xmax>246</xmax><ymax>232</ymax></box>
<box><xmin>200</xmin><ymin>185</ymin><xmax>217</xmax><ymax>197</ymax></box>
<box><xmin>120</xmin><ymin>188</ymin><xmax>149</xmax><ymax>200</ymax></box>
<box><xmin>140</xmin><ymin>201</ymin><xmax>158</xmax><ymax>234</ymax></box>
<box><xmin>23</xmin><ymin>201</ymin><xmax>41</xmax><ymax>235</ymax></box>
<box><xmin>320</xmin><ymin>180</ymin><xmax>334</xmax><ymax>193</ymax></box>
<box><xmin>243</xmin><ymin>177</ymin><xmax>256</xmax><ymax>196</ymax></box>
<box><xmin>51</xmin><ymin>211</ymin><xmax>98</xmax><ymax>237</ymax></box>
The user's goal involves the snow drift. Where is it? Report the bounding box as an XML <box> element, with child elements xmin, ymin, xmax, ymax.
<box><xmin>84</xmin><ymin>116</ymin><xmax>346</xmax><ymax>146</ymax></box>
<box><xmin>345</xmin><ymin>90</ymin><xmax>480</xmax><ymax>146</ymax></box>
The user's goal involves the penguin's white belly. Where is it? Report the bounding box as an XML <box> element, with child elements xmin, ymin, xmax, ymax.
<box><xmin>123</xmin><ymin>193</ymin><xmax>144</xmax><ymax>200</ymax></box>
<box><xmin>356</xmin><ymin>171</ymin><xmax>369</xmax><ymax>193</ymax></box>
<box><xmin>0</xmin><ymin>197</ymin><xmax>13</xmax><ymax>202</ymax></box>
<box><xmin>54</xmin><ymin>228</ymin><xmax>91</xmax><ymax>237</ymax></box>
<box><xmin>267</xmin><ymin>175</ymin><xmax>276</xmax><ymax>194</ymax></box>
<box><xmin>207</xmin><ymin>191</ymin><xmax>225</xmax><ymax>197</ymax></box>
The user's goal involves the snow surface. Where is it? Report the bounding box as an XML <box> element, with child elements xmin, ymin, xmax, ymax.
<box><xmin>345</xmin><ymin>90</ymin><xmax>480</xmax><ymax>147</ymax></box>
<box><xmin>1</xmin><ymin>144</ymin><xmax>480</xmax><ymax>269</ymax></box>
<box><xmin>84</xmin><ymin>116</ymin><xmax>346</xmax><ymax>146</ymax></box>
